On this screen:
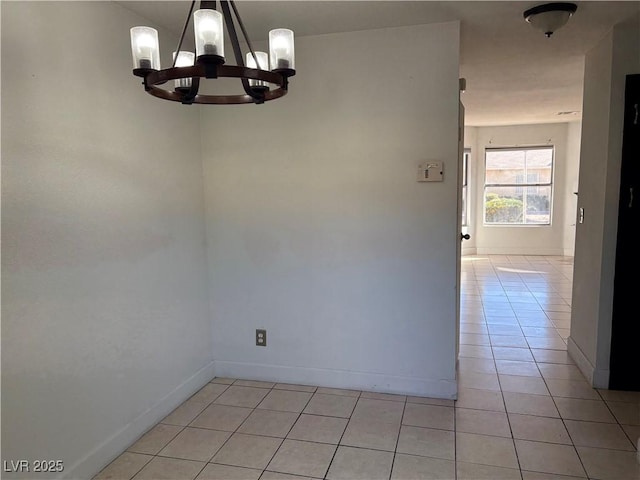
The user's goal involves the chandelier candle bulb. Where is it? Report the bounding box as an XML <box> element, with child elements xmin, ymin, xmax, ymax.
<box><xmin>130</xmin><ymin>26</ymin><xmax>160</xmax><ymax>70</ymax></box>
<box><xmin>173</xmin><ymin>51</ymin><xmax>195</xmax><ymax>89</ymax></box>
<box><xmin>194</xmin><ymin>9</ymin><xmax>224</xmax><ymax>59</ymax></box>
<box><xmin>269</xmin><ymin>29</ymin><xmax>295</xmax><ymax>71</ymax></box>
<box><xmin>245</xmin><ymin>51</ymin><xmax>269</xmax><ymax>88</ymax></box>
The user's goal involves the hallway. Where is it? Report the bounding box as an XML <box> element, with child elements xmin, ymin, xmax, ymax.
<box><xmin>94</xmin><ymin>256</ymin><xmax>639</xmax><ymax>480</ymax></box>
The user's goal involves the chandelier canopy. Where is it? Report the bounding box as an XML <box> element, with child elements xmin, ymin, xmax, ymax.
<box><xmin>130</xmin><ymin>0</ymin><xmax>295</xmax><ymax>105</ymax></box>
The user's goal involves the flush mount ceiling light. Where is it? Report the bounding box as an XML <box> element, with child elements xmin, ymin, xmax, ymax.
<box><xmin>130</xmin><ymin>0</ymin><xmax>295</xmax><ymax>105</ymax></box>
<box><xmin>523</xmin><ymin>2</ymin><xmax>577</xmax><ymax>38</ymax></box>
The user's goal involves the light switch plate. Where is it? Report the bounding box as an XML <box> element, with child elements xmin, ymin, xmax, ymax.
<box><xmin>417</xmin><ymin>162</ymin><xmax>444</xmax><ymax>182</ymax></box>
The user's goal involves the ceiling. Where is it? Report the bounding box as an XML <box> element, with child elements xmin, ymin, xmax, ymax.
<box><xmin>119</xmin><ymin>1</ymin><xmax>640</xmax><ymax>126</ymax></box>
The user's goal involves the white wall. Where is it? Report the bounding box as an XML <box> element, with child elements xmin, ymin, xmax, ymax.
<box><xmin>569</xmin><ymin>14</ymin><xmax>640</xmax><ymax>387</ymax></box>
<box><xmin>1</xmin><ymin>2</ymin><xmax>212</xmax><ymax>478</ymax></box>
<box><xmin>202</xmin><ymin>22</ymin><xmax>461</xmax><ymax>398</ymax></box>
<box><xmin>564</xmin><ymin>121</ymin><xmax>582</xmax><ymax>256</ymax></box>
<box><xmin>464</xmin><ymin>123</ymin><xmax>578</xmax><ymax>256</ymax></box>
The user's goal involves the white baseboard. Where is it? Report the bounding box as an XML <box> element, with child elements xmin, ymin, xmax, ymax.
<box><xmin>476</xmin><ymin>247</ymin><xmax>565</xmax><ymax>256</ymax></box>
<box><xmin>567</xmin><ymin>337</ymin><xmax>595</xmax><ymax>385</ymax></box>
<box><xmin>461</xmin><ymin>246</ymin><xmax>477</xmax><ymax>256</ymax></box>
<box><xmin>63</xmin><ymin>361</ymin><xmax>216</xmax><ymax>480</ymax></box>
<box><xmin>214</xmin><ymin>360</ymin><xmax>457</xmax><ymax>399</ymax></box>
<box><xmin>563</xmin><ymin>248</ymin><xmax>575</xmax><ymax>257</ymax></box>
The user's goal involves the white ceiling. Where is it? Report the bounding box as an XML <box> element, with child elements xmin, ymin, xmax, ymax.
<box><xmin>119</xmin><ymin>1</ymin><xmax>640</xmax><ymax>126</ymax></box>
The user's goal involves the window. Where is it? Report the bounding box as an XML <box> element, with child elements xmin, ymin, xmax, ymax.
<box><xmin>462</xmin><ymin>149</ymin><xmax>470</xmax><ymax>226</ymax></box>
<box><xmin>484</xmin><ymin>146</ymin><xmax>553</xmax><ymax>225</ymax></box>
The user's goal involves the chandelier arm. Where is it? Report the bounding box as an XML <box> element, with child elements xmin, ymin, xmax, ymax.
<box><xmin>219</xmin><ymin>1</ymin><xmax>263</xmax><ymax>103</ymax></box>
<box><xmin>172</xmin><ymin>0</ymin><xmax>197</xmax><ymax>68</ymax></box>
<box><xmin>230</xmin><ymin>1</ymin><xmax>259</xmax><ymax>68</ymax></box>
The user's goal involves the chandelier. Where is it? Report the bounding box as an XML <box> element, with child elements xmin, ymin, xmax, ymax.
<box><xmin>130</xmin><ymin>1</ymin><xmax>295</xmax><ymax>105</ymax></box>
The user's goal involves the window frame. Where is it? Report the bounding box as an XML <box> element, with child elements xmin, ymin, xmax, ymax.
<box><xmin>462</xmin><ymin>149</ymin><xmax>470</xmax><ymax>227</ymax></box>
<box><xmin>483</xmin><ymin>145</ymin><xmax>554</xmax><ymax>226</ymax></box>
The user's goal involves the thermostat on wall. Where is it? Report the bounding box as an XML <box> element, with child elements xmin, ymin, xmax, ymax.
<box><xmin>417</xmin><ymin>161</ymin><xmax>444</xmax><ymax>182</ymax></box>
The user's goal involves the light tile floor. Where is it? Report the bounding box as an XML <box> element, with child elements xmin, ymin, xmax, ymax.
<box><xmin>95</xmin><ymin>255</ymin><xmax>639</xmax><ymax>480</ymax></box>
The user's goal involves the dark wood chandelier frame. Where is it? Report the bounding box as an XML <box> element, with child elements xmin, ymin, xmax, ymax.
<box><xmin>132</xmin><ymin>0</ymin><xmax>295</xmax><ymax>105</ymax></box>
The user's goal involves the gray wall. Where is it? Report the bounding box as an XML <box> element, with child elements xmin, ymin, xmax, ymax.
<box><xmin>569</xmin><ymin>14</ymin><xmax>640</xmax><ymax>387</ymax></box>
<box><xmin>1</xmin><ymin>2</ymin><xmax>212</xmax><ymax>478</ymax></box>
<box><xmin>201</xmin><ymin>22</ymin><xmax>462</xmax><ymax>397</ymax></box>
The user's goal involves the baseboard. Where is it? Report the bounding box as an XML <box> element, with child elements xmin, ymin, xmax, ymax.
<box><xmin>476</xmin><ymin>247</ymin><xmax>565</xmax><ymax>256</ymax></box>
<box><xmin>567</xmin><ymin>337</ymin><xmax>595</xmax><ymax>385</ymax></box>
<box><xmin>461</xmin><ymin>246</ymin><xmax>477</xmax><ymax>256</ymax></box>
<box><xmin>213</xmin><ymin>360</ymin><xmax>457</xmax><ymax>399</ymax></box>
<box><xmin>63</xmin><ymin>360</ymin><xmax>216</xmax><ymax>480</ymax></box>
<box><xmin>592</xmin><ymin>368</ymin><xmax>610</xmax><ymax>389</ymax></box>
<box><xmin>563</xmin><ymin>248</ymin><xmax>575</xmax><ymax>257</ymax></box>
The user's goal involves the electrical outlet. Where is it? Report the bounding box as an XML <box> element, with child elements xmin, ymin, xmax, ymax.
<box><xmin>256</xmin><ymin>329</ymin><xmax>267</xmax><ymax>347</ymax></box>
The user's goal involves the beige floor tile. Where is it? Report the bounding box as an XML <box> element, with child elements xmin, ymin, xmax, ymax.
<box><xmin>530</xmin><ymin>349</ymin><xmax>575</xmax><ymax>365</ymax></box>
<box><xmin>461</xmin><ymin>333</ymin><xmax>491</xmax><ymax>345</ymax></box>
<box><xmin>211</xmin><ymin>433</ymin><xmax>282</xmax><ymax>470</ymax></box>
<box><xmin>189</xmin><ymin>383</ymin><xmax>229</xmax><ymax>404</ymax></box>
<box><xmin>597</xmin><ymin>389</ymin><xmax>640</xmax><ymax>404</ymax></box>
<box><xmin>503</xmin><ymin>392</ymin><xmax>559</xmax><ymax>417</ymax></box>
<box><xmin>488</xmin><ymin>324</ymin><xmax>523</xmax><ymax>336</ymax></box>
<box><xmin>554</xmin><ymin>398</ymin><xmax>616</xmax><ymax>423</ymax></box>
<box><xmin>158</xmin><ymin>427</ymin><xmax>230</xmax><ymax>461</ymax></box>
<box><xmin>190</xmin><ymin>404</ymin><xmax>253</xmax><ymax>431</ymax></box>
<box><xmin>391</xmin><ymin>454</ymin><xmax>454</xmax><ymax>480</ymax></box>
<box><xmin>545</xmin><ymin>378</ymin><xmax>600</xmax><ymax>400</ymax></box>
<box><xmin>236</xmin><ymin>409</ymin><xmax>298</xmax><ymax>438</ymax></box>
<box><xmin>396</xmin><ymin>426</ymin><xmax>454</xmax><ymax>460</ymax></box>
<box><xmin>267</xmin><ymin>439</ymin><xmax>336</xmax><ymax>478</ymax></box>
<box><xmin>458</xmin><ymin>357</ymin><xmax>498</xmax><ymax>374</ymax></box>
<box><xmin>521</xmin><ymin>327</ymin><xmax>559</xmax><ymax>338</ymax></box>
<box><xmin>622</xmin><ymin>424</ymin><xmax>640</xmax><ymax>448</ymax></box>
<box><xmin>458</xmin><ymin>371</ymin><xmax>501</xmax><ymax>391</ymax></box>
<box><xmin>526</xmin><ymin>337</ymin><xmax>567</xmax><ymax>350</ymax></box>
<box><xmin>455</xmin><ymin>388</ymin><xmax>505</xmax><ymax>412</ymax></box>
<box><xmin>261</xmin><ymin>472</ymin><xmax>321</xmax><ymax>480</ymax></box>
<box><xmin>326</xmin><ymin>446</ymin><xmax>393</xmax><ymax>480</ymax></box>
<box><xmin>607</xmin><ymin>401</ymin><xmax>640</xmax><ymax>425</ymax></box>
<box><xmin>499</xmin><ymin>375</ymin><xmax>549</xmax><ymax>395</ymax></box>
<box><xmin>315</xmin><ymin>387</ymin><xmax>360</xmax><ymax>397</ymax></box>
<box><xmin>233</xmin><ymin>380</ymin><xmax>276</xmax><ymax>389</ymax></box>
<box><xmin>213</xmin><ymin>386</ymin><xmax>270</xmax><ymax>408</ymax></box>
<box><xmin>564</xmin><ymin>420</ymin><xmax>635</xmax><ymax>450</ymax></box>
<box><xmin>303</xmin><ymin>393</ymin><xmax>357</xmax><ymax>418</ymax></box>
<box><xmin>406</xmin><ymin>396</ymin><xmax>455</xmax><ymax>407</ymax></box>
<box><xmin>496</xmin><ymin>360</ymin><xmax>541</xmax><ymax>377</ymax></box>
<box><xmin>455</xmin><ymin>408</ymin><xmax>512</xmax><ymax>437</ymax></box>
<box><xmin>490</xmin><ymin>335</ymin><xmax>529</xmax><ymax>348</ymax></box>
<box><xmin>521</xmin><ymin>472</ymin><xmax>586</xmax><ymax>480</ymax></box>
<box><xmin>340</xmin><ymin>418</ymin><xmax>400</xmax><ymax>451</ymax></box>
<box><xmin>403</xmin><ymin>403</ymin><xmax>454</xmax><ymax>430</ymax></box>
<box><xmin>210</xmin><ymin>377</ymin><xmax>235</xmax><ymax>385</ymax></box>
<box><xmin>455</xmin><ymin>432</ymin><xmax>518</xmax><ymax>469</ymax></box>
<box><xmin>515</xmin><ymin>440</ymin><xmax>585</xmax><ymax>477</ymax></box>
<box><xmin>273</xmin><ymin>383</ymin><xmax>317</xmax><ymax>393</ymax></box>
<box><xmin>351</xmin><ymin>398</ymin><xmax>404</xmax><ymax>425</ymax></box>
<box><xmin>537</xmin><ymin>364</ymin><xmax>585</xmax><ymax>381</ymax></box>
<box><xmin>461</xmin><ymin>323</ymin><xmax>488</xmax><ymax>334</ymax></box>
<box><xmin>492</xmin><ymin>347</ymin><xmax>534</xmax><ymax>362</ymax></box>
<box><xmin>162</xmin><ymin>399</ymin><xmax>211</xmax><ymax>426</ymax></box>
<box><xmin>94</xmin><ymin>452</ymin><xmax>153</xmax><ymax>480</ymax></box>
<box><xmin>360</xmin><ymin>391</ymin><xmax>406</xmax><ymax>402</ymax></box>
<box><xmin>195</xmin><ymin>464</ymin><xmax>261</xmax><ymax>480</ymax></box>
<box><xmin>287</xmin><ymin>414</ymin><xmax>347</xmax><ymax>444</ymax></box>
<box><xmin>456</xmin><ymin>462</ymin><xmax>521</xmax><ymax>479</ymax></box>
<box><xmin>509</xmin><ymin>414</ymin><xmax>571</xmax><ymax>444</ymax></box>
<box><xmin>128</xmin><ymin>424</ymin><xmax>183</xmax><ymax>455</ymax></box>
<box><xmin>133</xmin><ymin>457</ymin><xmax>205</xmax><ymax>480</ymax></box>
<box><xmin>257</xmin><ymin>390</ymin><xmax>313</xmax><ymax>413</ymax></box>
<box><xmin>459</xmin><ymin>344</ymin><xmax>494</xmax><ymax>359</ymax></box>
<box><xmin>576</xmin><ymin>446</ymin><xmax>640</xmax><ymax>480</ymax></box>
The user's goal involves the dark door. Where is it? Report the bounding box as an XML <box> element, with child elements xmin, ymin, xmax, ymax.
<box><xmin>609</xmin><ymin>74</ymin><xmax>640</xmax><ymax>391</ymax></box>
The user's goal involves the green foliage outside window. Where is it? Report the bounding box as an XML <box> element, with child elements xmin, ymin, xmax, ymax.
<box><xmin>485</xmin><ymin>193</ymin><xmax>523</xmax><ymax>223</ymax></box>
